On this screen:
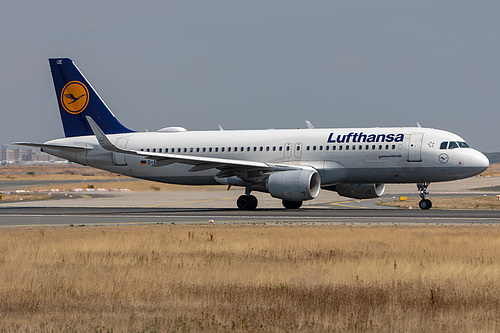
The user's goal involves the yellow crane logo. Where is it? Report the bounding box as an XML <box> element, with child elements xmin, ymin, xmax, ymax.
<box><xmin>61</xmin><ymin>81</ymin><xmax>89</xmax><ymax>114</ymax></box>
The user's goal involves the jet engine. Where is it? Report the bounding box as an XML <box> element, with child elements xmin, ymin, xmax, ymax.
<box><xmin>266</xmin><ymin>169</ymin><xmax>321</xmax><ymax>201</ymax></box>
<box><xmin>328</xmin><ymin>183</ymin><xmax>385</xmax><ymax>199</ymax></box>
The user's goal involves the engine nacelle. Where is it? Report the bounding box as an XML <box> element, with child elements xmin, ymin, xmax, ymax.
<box><xmin>330</xmin><ymin>183</ymin><xmax>385</xmax><ymax>199</ymax></box>
<box><xmin>267</xmin><ymin>169</ymin><xmax>321</xmax><ymax>201</ymax></box>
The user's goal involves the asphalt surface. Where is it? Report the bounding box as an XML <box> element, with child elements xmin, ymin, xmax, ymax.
<box><xmin>0</xmin><ymin>176</ymin><xmax>499</xmax><ymax>227</ymax></box>
<box><xmin>0</xmin><ymin>206</ymin><xmax>499</xmax><ymax>227</ymax></box>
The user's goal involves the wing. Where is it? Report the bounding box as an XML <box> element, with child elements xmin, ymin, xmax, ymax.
<box><xmin>85</xmin><ymin>116</ymin><xmax>301</xmax><ymax>182</ymax></box>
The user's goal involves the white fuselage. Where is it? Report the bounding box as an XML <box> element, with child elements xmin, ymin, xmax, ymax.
<box><xmin>43</xmin><ymin>126</ymin><xmax>489</xmax><ymax>188</ymax></box>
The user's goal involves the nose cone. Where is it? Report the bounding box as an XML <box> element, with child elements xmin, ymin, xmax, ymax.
<box><xmin>471</xmin><ymin>150</ymin><xmax>489</xmax><ymax>174</ymax></box>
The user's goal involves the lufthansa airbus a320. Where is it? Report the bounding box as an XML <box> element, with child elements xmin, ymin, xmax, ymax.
<box><xmin>17</xmin><ymin>58</ymin><xmax>489</xmax><ymax>210</ymax></box>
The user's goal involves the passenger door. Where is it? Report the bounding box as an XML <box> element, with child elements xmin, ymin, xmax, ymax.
<box><xmin>113</xmin><ymin>138</ymin><xmax>129</xmax><ymax>166</ymax></box>
<box><xmin>408</xmin><ymin>133</ymin><xmax>423</xmax><ymax>162</ymax></box>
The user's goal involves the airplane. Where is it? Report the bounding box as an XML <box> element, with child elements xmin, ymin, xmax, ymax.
<box><xmin>17</xmin><ymin>58</ymin><xmax>489</xmax><ymax>210</ymax></box>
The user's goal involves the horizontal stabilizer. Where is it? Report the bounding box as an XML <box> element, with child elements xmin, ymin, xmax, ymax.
<box><xmin>15</xmin><ymin>142</ymin><xmax>93</xmax><ymax>151</ymax></box>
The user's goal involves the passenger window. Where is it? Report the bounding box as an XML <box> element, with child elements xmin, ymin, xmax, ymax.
<box><xmin>385</xmin><ymin>145</ymin><xmax>389</xmax><ymax>150</ymax></box>
<box><xmin>146</xmin><ymin>148</ymin><xmax>150</xmax><ymax>152</ymax></box>
<box><xmin>332</xmin><ymin>146</ymin><xmax>336</xmax><ymax>151</ymax></box>
<box><xmin>372</xmin><ymin>145</ymin><xmax>376</xmax><ymax>150</ymax></box>
<box><xmin>286</xmin><ymin>146</ymin><xmax>291</xmax><ymax>151</ymax></box>
<box><xmin>215</xmin><ymin>147</ymin><xmax>219</xmax><ymax>152</ymax></box>
<box><xmin>196</xmin><ymin>148</ymin><xmax>200</xmax><ymax>152</ymax></box>
<box><xmin>140</xmin><ymin>148</ymin><xmax>144</xmax><ymax>151</ymax></box>
<box><xmin>326</xmin><ymin>146</ymin><xmax>329</xmax><ymax>151</ymax></box>
<box><xmin>247</xmin><ymin>147</ymin><xmax>250</xmax><ymax>152</ymax></box>
<box><xmin>440</xmin><ymin>142</ymin><xmax>448</xmax><ymax>149</ymax></box>
<box><xmin>313</xmin><ymin>146</ymin><xmax>316</xmax><ymax>151</ymax></box>
<box><xmin>209</xmin><ymin>147</ymin><xmax>212</xmax><ymax>152</ymax></box>
<box><xmin>346</xmin><ymin>145</ymin><xmax>349</xmax><ymax>151</ymax></box>
<box><xmin>392</xmin><ymin>145</ymin><xmax>395</xmax><ymax>150</ymax></box>
<box><xmin>359</xmin><ymin>145</ymin><xmax>363</xmax><ymax>150</ymax></box>
<box><xmin>352</xmin><ymin>145</ymin><xmax>356</xmax><ymax>150</ymax></box>
<box><xmin>228</xmin><ymin>147</ymin><xmax>231</xmax><ymax>152</ymax></box>
<box><xmin>448</xmin><ymin>141</ymin><xmax>459</xmax><ymax>149</ymax></box>
<box><xmin>221</xmin><ymin>147</ymin><xmax>225</xmax><ymax>152</ymax></box>
<box><xmin>306</xmin><ymin>146</ymin><xmax>310</xmax><ymax>151</ymax></box>
<box><xmin>273</xmin><ymin>146</ymin><xmax>276</xmax><ymax>151</ymax></box>
<box><xmin>379</xmin><ymin>145</ymin><xmax>382</xmax><ymax>150</ymax></box>
<box><xmin>279</xmin><ymin>146</ymin><xmax>283</xmax><ymax>151</ymax></box>
<box><xmin>178</xmin><ymin>148</ymin><xmax>181</xmax><ymax>153</ymax></box>
<box><xmin>260</xmin><ymin>147</ymin><xmax>263</xmax><ymax>151</ymax></box>
<box><xmin>319</xmin><ymin>146</ymin><xmax>323</xmax><ymax>151</ymax></box>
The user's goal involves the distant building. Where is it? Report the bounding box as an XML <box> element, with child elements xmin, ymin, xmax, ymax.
<box><xmin>0</xmin><ymin>144</ymin><xmax>6</xmax><ymax>161</ymax></box>
<box><xmin>0</xmin><ymin>144</ymin><xmax>67</xmax><ymax>164</ymax></box>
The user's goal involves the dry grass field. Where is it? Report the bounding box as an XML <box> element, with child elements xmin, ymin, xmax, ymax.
<box><xmin>481</xmin><ymin>162</ymin><xmax>500</xmax><ymax>177</ymax></box>
<box><xmin>0</xmin><ymin>164</ymin><xmax>218</xmax><ymax>194</ymax></box>
<box><xmin>0</xmin><ymin>164</ymin><xmax>117</xmax><ymax>182</ymax></box>
<box><xmin>0</xmin><ymin>224</ymin><xmax>498</xmax><ymax>332</ymax></box>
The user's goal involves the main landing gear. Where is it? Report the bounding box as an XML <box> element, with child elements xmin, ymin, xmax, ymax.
<box><xmin>237</xmin><ymin>194</ymin><xmax>258</xmax><ymax>210</ymax></box>
<box><xmin>282</xmin><ymin>200</ymin><xmax>302</xmax><ymax>209</ymax></box>
<box><xmin>236</xmin><ymin>183</ymin><xmax>303</xmax><ymax>210</ymax></box>
<box><xmin>236</xmin><ymin>196</ymin><xmax>304</xmax><ymax>210</ymax></box>
<box><xmin>237</xmin><ymin>183</ymin><xmax>259</xmax><ymax>210</ymax></box>
<box><xmin>417</xmin><ymin>182</ymin><xmax>432</xmax><ymax>210</ymax></box>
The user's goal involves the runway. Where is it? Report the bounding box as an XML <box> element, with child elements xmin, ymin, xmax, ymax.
<box><xmin>1</xmin><ymin>176</ymin><xmax>499</xmax><ymax>227</ymax></box>
<box><xmin>0</xmin><ymin>206</ymin><xmax>499</xmax><ymax>227</ymax></box>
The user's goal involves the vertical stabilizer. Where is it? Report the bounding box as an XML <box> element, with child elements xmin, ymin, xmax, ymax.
<box><xmin>49</xmin><ymin>58</ymin><xmax>133</xmax><ymax>137</ymax></box>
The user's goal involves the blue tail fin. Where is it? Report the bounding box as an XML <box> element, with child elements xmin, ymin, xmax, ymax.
<box><xmin>49</xmin><ymin>58</ymin><xmax>134</xmax><ymax>137</ymax></box>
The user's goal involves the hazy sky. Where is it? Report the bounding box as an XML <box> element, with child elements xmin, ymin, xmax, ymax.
<box><xmin>1</xmin><ymin>1</ymin><xmax>499</xmax><ymax>151</ymax></box>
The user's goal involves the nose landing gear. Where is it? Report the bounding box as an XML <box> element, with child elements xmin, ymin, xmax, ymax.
<box><xmin>417</xmin><ymin>182</ymin><xmax>432</xmax><ymax>210</ymax></box>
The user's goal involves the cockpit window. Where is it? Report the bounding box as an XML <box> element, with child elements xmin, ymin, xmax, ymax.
<box><xmin>440</xmin><ymin>141</ymin><xmax>471</xmax><ymax>149</ymax></box>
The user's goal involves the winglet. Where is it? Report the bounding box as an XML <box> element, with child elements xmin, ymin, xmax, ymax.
<box><xmin>305</xmin><ymin>120</ymin><xmax>315</xmax><ymax>129</ymax></box>
<box><xmin>86</xmin><ymin>116</ymin><xmax>129</xmax><ymax>153</ymax></box>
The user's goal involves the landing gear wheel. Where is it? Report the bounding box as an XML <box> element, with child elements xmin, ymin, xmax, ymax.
<box><xmin>250</xmin><ymin>195</ymin><xmax>258</xmax><ymax>209</ymax></box>
<box><xmin>417</xmin><ymin>182</ymin><xmax>432</xmax><ymax>210</ymax></box>
<box><xmin>419</xmin><ymin>199</ymin><xmax>432</xmax><ymax>210</ymax></box>
<box><xmin>237</xmin><ymin>195</ymin><xmax>258</xmax><ymax>210</ymax></box>
<box><xmin>282</xmin><ymin>200</ymin><xmax>303</xmax><ymax>209</ymax></box>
